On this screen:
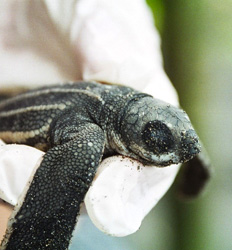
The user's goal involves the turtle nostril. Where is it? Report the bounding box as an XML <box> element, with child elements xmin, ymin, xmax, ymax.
<box><xmin>180</xmin><ymin>130</ymin><xmax>201</xmax><ymax>162</ymax></box>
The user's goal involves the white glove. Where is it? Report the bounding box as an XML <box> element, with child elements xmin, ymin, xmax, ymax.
<box><xmin>0</xmin><ymin>0</ymin><xmax>180</xmax><ymax>237</ymax></box>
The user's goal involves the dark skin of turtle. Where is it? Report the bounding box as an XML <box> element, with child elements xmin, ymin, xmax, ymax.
<box><xmin>0</xmin><ymin>82</ymin><xmax>210</xmax><ymax>250</ymax></box>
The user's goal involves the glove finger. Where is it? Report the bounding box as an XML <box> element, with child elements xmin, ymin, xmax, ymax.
<box><xmin>0</xmin><ymin>141</ymin><xmax>44</xmax><ymax>205</ymax></box>
<box><xmin>85</xmin><ymin>156</ymin><xmax>180</xmax><ymax>236</ymax></box>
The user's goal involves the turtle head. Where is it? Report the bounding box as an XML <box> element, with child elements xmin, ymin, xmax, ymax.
<box><xmin>119</xmin><ymin>95</ymin><xmax>201</xmax><ymax>167</ymax></box>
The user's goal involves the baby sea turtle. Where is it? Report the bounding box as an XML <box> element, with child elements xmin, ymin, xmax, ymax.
<box><xmin>0</xmin><ymin>82</ymin><xmax>210</xmax><ymax>249</ymax></box>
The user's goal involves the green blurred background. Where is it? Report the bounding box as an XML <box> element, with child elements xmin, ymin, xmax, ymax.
<box><xmin>132</xmin><ymin>0</ymin><xmax>232</xmax><ymax>249</ymax></box>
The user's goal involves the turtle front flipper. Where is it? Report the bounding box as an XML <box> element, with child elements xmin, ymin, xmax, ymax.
<box><xmin>176</xmin><ymin>142</ymin><xmax>211</xmax><ymax>199</ymax></box>
<box><xmin>1</xmin><ymin>123</ymin><xmax>105</xmax><ymax>250</ymax></box>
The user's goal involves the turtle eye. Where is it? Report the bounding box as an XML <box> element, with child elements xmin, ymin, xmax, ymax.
<box><xmin>142</xmin><ymin>121</ymin><xmax>175</xmax><ymax>154</ymax></box>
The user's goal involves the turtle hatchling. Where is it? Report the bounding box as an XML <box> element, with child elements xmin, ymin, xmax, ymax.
<box><xmin>0</xmin><ymin>82</ymin><xmax>210</xmax><ymax>250</ymax></box>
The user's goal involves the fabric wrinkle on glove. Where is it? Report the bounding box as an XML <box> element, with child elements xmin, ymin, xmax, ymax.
<box><xmin>0</xmin><ymin>0</ymin><xmax>180</xmax><ymax>237</ymax></box>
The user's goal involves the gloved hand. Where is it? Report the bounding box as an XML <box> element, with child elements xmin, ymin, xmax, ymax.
<box><xmin>0</xmin><ymin>0</ymin><xmax>180</xmax><ymax>239</ymax></box>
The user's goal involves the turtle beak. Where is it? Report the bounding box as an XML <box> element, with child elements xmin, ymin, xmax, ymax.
<box><xmin>180</xmin><ymin>129</ymin><xmax>201</xmax><ymax>163</ymax></box>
